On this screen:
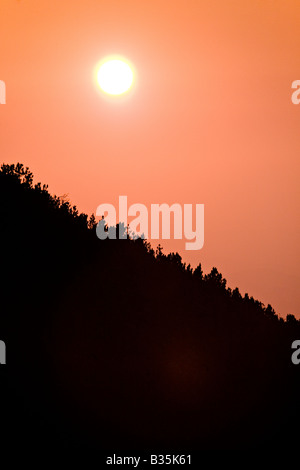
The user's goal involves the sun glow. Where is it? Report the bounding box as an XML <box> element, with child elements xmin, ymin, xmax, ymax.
<box><xmin>96</xmin><ymin>58</ymin><xmax>134</xmax><ymax>95</ymax></box>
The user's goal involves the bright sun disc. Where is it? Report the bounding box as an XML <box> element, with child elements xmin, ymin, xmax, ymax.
<box><xmin>97</xmin><ymin>59</ymin><xmax>134</xmax><ymax>95</ymax></box>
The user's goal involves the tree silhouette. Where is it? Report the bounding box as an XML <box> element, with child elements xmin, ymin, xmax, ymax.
<box><xmin>0</xmin><ymin>163</ymin><xmax>299</xmax><ymax>457</ymax></box>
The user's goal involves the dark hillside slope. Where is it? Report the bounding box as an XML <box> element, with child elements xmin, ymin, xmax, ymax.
<box><xmin>0</xmin><ymin>163</ymin><xmax>299</xmax><ymax>455</ymax></box>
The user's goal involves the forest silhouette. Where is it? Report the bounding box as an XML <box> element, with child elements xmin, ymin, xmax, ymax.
<box><xmin>0</xmin><ymin>163</ymin><xmax>299</xmax><ymax>455</ymax></box>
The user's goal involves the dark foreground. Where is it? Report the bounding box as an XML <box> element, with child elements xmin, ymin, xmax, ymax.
<box><xmin>0</xmin><ymin>164</ymin><xmax>299</xmax><ymax>462</ymax></box>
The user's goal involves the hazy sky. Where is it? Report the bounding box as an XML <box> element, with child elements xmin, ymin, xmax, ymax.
<box><xmin>1</xmin><ymin>0</ymin><xmax>299</xmax><ymax>318</ymax></box>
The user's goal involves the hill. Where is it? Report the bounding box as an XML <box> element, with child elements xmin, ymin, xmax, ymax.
<box><xmin>0</xmin><ymin>163</ymin><xmax>299</xmax><ymax>457</ymax></box>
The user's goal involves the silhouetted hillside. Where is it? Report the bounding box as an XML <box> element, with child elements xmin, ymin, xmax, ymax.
<box><xmin>0</xmin><ymin>163</ymin><xmax>299</xmax><ymax>458</ymax></box>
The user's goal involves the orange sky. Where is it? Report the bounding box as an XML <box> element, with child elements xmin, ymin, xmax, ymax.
<box><xmin>1</xmin><ymin>0</ymin><xmax>299</xmax><ymax>318</ymax></box>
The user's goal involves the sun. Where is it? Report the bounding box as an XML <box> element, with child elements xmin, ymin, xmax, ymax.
<box><xmin>96</xmin><ymin>57</ymin><xmax>134</xmax><ymax>95</ymax></box>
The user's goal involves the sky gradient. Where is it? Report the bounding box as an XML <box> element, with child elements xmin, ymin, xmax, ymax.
<box><xmin>1</xmin><ymin>0</ymin><xmax>299</xmax><ymax>317</ymax></box>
